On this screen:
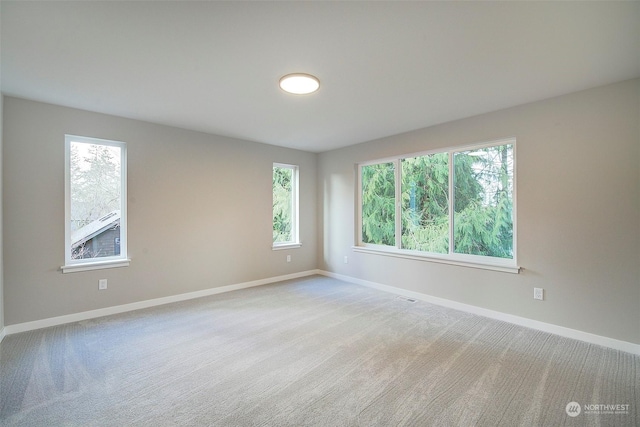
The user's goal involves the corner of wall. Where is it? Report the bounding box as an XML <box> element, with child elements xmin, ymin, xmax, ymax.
<box><xmin>1</xmin><ymin>93</ymin><xmax>5</xmax><ymax>337</ymax></box>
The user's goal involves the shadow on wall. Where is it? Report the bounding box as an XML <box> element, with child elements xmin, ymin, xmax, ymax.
<box><xmin>323</xmin><ymin>171</ymin><xmax>355</xmax><ymax>272</ymax></box>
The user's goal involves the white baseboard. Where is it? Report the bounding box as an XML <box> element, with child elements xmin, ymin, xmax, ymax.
<box><xmin>319</xmin><ymin>270</ymin><xmax>640</xmax><ymax>356</ymax></box>
<box><xmin>3</xmin><ymin>270</ymin><xmax>321</xmax><ymax>337</ymax></box>
<box><xmin>6</xmin><ymin>269</ymin><xmax>637</xmax><ymax>356</ymax></box>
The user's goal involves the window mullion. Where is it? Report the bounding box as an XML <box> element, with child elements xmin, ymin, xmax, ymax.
<box><xmin>357</xmin><ymin>164</ymin><xmax>363</xmax><ymax>245</ymax></box>
<box><xmin>448</xmin><ymin>151</ymin><xmax>454</xmax><ymax>255</ymax></box>
<box><xmin>395</xmin><ymin>159</ymin><xmax>402</xmax><ymax>249</ymax></box>
<box><xmin>293</xmin><ymin>166</ymin><xmax>299</xmax><ymax>243</ymax></box>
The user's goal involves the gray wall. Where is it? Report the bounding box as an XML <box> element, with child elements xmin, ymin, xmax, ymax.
<box><xmin>318</xmin><ymin>79</ymin><xmax>640</xmax><ymax>345</ymax></box>
<box><xmin>0</xmin><ymin>95</ymin><xmax>4</xmax><ymax>332</ymax></box>
<box><xmin>3</xmin><ymin>97</ymin><xmax>317</xmax><ymax>325</ymax></box>
<box><xmin>3</xmin><ymin>80</ymin><xmax>639</xmax><ymax>346</ymax></box>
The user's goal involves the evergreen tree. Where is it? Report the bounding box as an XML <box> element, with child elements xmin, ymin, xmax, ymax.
<box><xmin>453</xmin><ymin>145</ymin><xmax>513</xmax><ymax>258</ymax></box>
<box><xmin>273</xmin><ymin>166</ymin><xmax>293</xmax><ymax>242</ymax></box>
<box><xmin>361</xmin><ymin>143</ymin><xmax>513</xmax><ymax>259</ymax></box>
<box><xmin>70</xmin><ymin>143</ymin><xmax>121</xmax><ymax>231</ymax></box>
<box><xmin>361</xmin><ymin>162</ymin><xmax>395</xmax><ymax>245</ymax></box>
<box><xmin>401</xmin><ymin>153</ymin><xmax>449</xmax><ymax>253</ymax></box>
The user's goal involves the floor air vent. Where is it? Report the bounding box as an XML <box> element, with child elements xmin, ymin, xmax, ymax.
<box><xmin>397</xmin><ymin>295</ymin><xmax>417</xmax><ymax>303</ymax></box>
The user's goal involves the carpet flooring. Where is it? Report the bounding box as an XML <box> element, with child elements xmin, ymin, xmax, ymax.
<box><xmin>1</xmin><ymin>275</ymin><xmax>638</xmax><ymax>426</ymax></box>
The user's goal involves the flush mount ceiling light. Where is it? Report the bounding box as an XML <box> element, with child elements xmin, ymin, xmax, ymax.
<box><xmin>279</xmin><ymin>73</ymin><xmax>320</xmax><ymax>95</ymax></box>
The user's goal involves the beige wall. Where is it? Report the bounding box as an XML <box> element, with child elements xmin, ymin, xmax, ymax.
<box><xmin>318</xmin><ymin>79</ymin><xmax>640</xmax><ymax>345</ymax></box>
<box><xmin>3</xmin><ymin>97</ymin><xmax>317</xmax><ymax>325</ymax></box>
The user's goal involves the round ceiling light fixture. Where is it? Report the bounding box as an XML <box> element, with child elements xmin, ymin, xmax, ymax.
<box><xmin>279</xmin><ymin>73</ymin><xmax>320</xmax><ymax>95</ymax></box>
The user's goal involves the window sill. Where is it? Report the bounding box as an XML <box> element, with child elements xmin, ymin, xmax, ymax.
<box><xmin>272</xmin><ymin>243</ymin><xmax>302</xmax><ymax>251</ymax></box>
<box><xmin>61</xmin><ymin>259</ymin><xmax>131</xmax><ymax>274</ymax></box>
<box><xmin>352</xmin><ymin>246</ymin><xmax>520</xmax><ymax>274</ymax></box>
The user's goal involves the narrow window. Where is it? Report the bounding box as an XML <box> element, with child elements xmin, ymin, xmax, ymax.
<box><xmin>64</xmin><ymin>135</ymin><xmax>128</xmax><ymax>272</ymax></box>
<box><xmin>273</xmin><ymin>163</ymin><xmax>299</xmax><ymax>247</ymax></box>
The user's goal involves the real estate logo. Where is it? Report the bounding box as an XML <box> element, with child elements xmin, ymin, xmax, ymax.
<box><xmin>565</xmin><ymin>401</ymin><xmax>631</xmax><ymax>417</ymax></box>
<box><xmin>566</xmin><ymin>402</ymin><xmax>581</xmax><ymax>417</ymax></box>
<box><xmin>583</xmin><ymin>403</ymin><xmax>630</xmax><ymax>416</ymax></box>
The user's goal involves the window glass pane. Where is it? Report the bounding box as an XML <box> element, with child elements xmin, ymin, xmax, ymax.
<box><xmin>70</xmin><ymin>141</ymin><xmax>122</xmax><ymax>260</ymax></box>
<box><xmin>401</xmin><ymin>153</ymin><xmax>449</xmax><ymax>253</ymax></box>
<box><xmin>273</xmin><ymin>166</ymin><xmax>293</xmax><ymax>243</ymax></box>
<box><xmin>453</xmin><ymin>144</ymin><xmax>514</xmax><ymax>258</ymax></box>
<box><xmin>361</xmin><ymin>162</ymin><xmax>395</xmax><ymax>246</ymax></box>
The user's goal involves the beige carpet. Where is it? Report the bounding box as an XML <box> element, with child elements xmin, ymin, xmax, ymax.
<box><xmin>1</xmin><ymin>275</ymin><xmax>638</xmax><ymax>426</ymax></box>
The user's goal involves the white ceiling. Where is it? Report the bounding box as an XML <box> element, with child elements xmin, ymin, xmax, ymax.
<box><xmin>2</xmin><ymin>1</ymin><xmax>639</xmax><ymax>153</ymax></box>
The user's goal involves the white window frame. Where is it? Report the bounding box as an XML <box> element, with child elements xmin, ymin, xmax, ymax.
<box><xmin>62</xmin><ymin>135</ymin><xmax>130</xmax><ymax>273</ymax></box>
<box><xmin>272</xmin><ymin>163</ymin><xmax>301</xmax><ymax>250</ymax></box>
<box><xmin>355</xmin><ymin>138</ymin><xmax>518</xmax><ymax>274</ymax></box>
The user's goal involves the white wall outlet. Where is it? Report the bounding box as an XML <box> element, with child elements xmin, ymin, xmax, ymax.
<box><xmin>286</xmin><ymin>255</ymin><xmax>291</xmax><ymax>263</ymax></box>
<box><xmin>344</xmin><ymin>256</ymin><xmax>348</xmax><ymax>264</ymax></box>
<box><xmin>99</xmin><ymin>279</ymin><xmax>108</xmax><ymax>290</ymax></box>
<box><xmin>533</xmin><ymin>287</ymin><xmax>544</xmax><ymax>300</ymax></box>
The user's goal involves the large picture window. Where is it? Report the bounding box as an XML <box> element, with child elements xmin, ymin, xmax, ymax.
<box><xmin>357</xmin><ymin>139</ymin><xmax>517</xmax><ymax>272</ymax></box>
<box><xmin>273</xmin><ymin>163</ymin><xmax>300</xmax><ymax>248</ymax></box>
<box><xmin>63</xmin><ymin>135</ymin><xmax>128</xmax><ymax>272</ymax></box>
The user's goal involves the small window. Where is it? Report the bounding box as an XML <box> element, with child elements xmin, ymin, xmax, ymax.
<box><xmin>272</xmin><ymin>163</ymin><xmax>300</xmax><ymax>248</ymax></box>
<box><xmin>63</xmin><ymin>135</ymin><xmax>128</xmax><ymax>272</ymax></box>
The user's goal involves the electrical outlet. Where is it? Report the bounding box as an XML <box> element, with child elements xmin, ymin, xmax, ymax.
<box><xmin>533</xmin><ymin>287</ymin><xmax>544</xmax><ymax>300</ymax></box>
<box><xmin>99</xmin><ymin>279</ymin><xmax>108</xmax><ymax>290</ymax></box>
<box><xmin>286</xmin><ymin>255</ymin><xmax>291</xmax><ymax>263</ymax></box>
<box><xmin>344</xmin><ymin>256</ymin><xmax>348</xmax><ymax>264</ymax></box>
